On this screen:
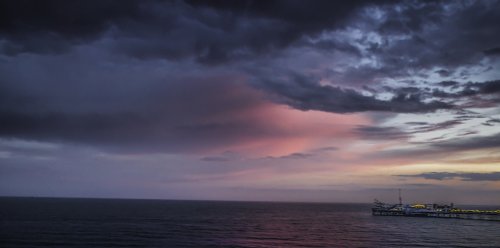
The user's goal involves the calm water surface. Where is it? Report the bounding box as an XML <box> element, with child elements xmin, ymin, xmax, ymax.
<box><xmin>1</xmin><ymin>197</ymin><xmax>499</xmax><ymax>247</ymax></box>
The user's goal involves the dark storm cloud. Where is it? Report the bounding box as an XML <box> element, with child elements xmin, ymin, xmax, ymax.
<box><xmin>435</xmin><ymin>69</ymin><xmax>451</xmax><ymax>77</ymax></box>
<box><xmin>360</xmin><ymin>80</ymin><xmax>500</xmax><ymax>113</ymax></box>
<box><xmin>0</xmin><ymin>0</ymin><xmax>380</xmax><ymax>63</ymax></box>
<box><xmin>341</xmin><ymin>1</ymin><xmax>500</xmax><ymax>83</ymax></box>
<box><xmin>376</xmin><ymin>1</ymin><xmax>445</xmax><ymax>34</ymax></box>
<box><xmin>483</xmin><ymin>47</ymin><xmax>500</xmax><ymax>56</ymax></box>
<box><xmin>451</xmin><ymin>80</ymin><xmax>500</xmax><ymax>96</ymax></box>
<box><xmin>457</xmin><ymin>130</ymin><xmax>478</xmax><ymax>137</ymax></box>
<box><xmin>432</xmin><ymin>132</ymin><xmax>500</xmax><ymax>151</ymax></box>
<box><xmin>476</xmin><ymin>80</ymin><xmax>500</xmax><ymax>94</ymax></box>
<box><xmin>397</xmin><ymin>172</ymin><xmax>500</xmax><ymax>182</ymax></box>
<box><xmin>355</xmin><ymin>126</ymin><xmax>409</xmax><ymax>140</ymax></box>
<box><xmin>411</xmin><ymin>120</ymin><xmax>463</xmax><ymax>133</ymax></box>
<box><xmin>426</xmin><ymin>80</ymin><xmax>500</xmax><ymax>109</ymax></box>
<box><xmin>405</xmin><ymin>121</ymin><xmax>428</xmax><ymax>126</ymax></box>
<box><xmin>0</xmin><ymin>69</ymin><xmax>285</xmax><ymax>153</ymax></box>
<box><xmin>311</xmin><ymin>146</ymin><xmax>338</xmax><ymax>152</ymax></box>
<box><xmin>257</xmin><ymin>74</ymin><xmax>451</xmax><ymax>113</ymax></box>
<box><xmin>2</xmin><ymin>0</ymin><xmax>499</xmax><ymax>70</ymax></box>
<box><xmin>436</xmin><ymin>81</ymin><xmax>459</xmax><ymax>87</ymax></box>
<box><xmin>368</xmin><ymin>132</ymin><xmax>500</xmax><ymax>162</ymax></box>
<box><xmin>354</xmin><ymin>119</ymin><xmax>463</xmax><ymax>141</ymax></box>
<box><xmin>262</xmin><ymin>146</ymin><xmax>337</xmax><ymax>160</ymax></box>
<box><xmin>272</xmin><ymin>152</ymin><xmax>314</xmax><ymax>160</ymax></box>
<box><xmin>201</xmin><ymin>156</ymin><xmax>231</xmax><ymax>162</ymax></box>
<box><xmin>0</xmin><ymin>0</ymin><xmax>145</xmax><ymax>55</ymax></box>
<box><xmin>13</xmin><ymin>0</ymin><xmax>495</xmax><ymax>71</ymax></box>
<box><xmin>483</xmin><ymin>119</ymin><xmax>500</xmax><ymax>126</ymax></box>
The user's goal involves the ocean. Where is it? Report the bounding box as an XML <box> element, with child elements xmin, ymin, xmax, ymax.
<box><xmin>1</xmin><ymin>197</ymin><xmax>499</xmax><ymax>247</ymax></box>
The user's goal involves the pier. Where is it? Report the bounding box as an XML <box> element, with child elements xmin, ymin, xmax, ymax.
<box><xmin>372</xmin><ymin>196</ymin><xmax>500</xmax><ymax>221</ymax></box>
<box><xmin>372</xmin><ymin>208</ymin><xmax>500</xmax><ymax>221</ymax></box>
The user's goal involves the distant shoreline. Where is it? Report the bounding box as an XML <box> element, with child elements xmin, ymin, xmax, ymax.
<box><xmin>2</xmin><ymin>195</ymin><xmax>500</xmax><ymax>207</ymax></box>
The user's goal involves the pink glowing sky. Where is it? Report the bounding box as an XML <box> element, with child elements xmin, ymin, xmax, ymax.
<box><xmin>1</xmin><ymin>0</ymin><xmax>500</xmax><ymax>204</ymax></box>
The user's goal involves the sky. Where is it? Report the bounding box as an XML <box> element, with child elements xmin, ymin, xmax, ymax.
<box><xmin>1</xmin><ymin>0</ymin><xmax>500</xmax><ymax>205</ymax></box>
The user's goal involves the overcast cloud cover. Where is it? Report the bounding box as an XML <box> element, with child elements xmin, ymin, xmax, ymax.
<box><xmin>1</xmin><ymin>0</ymin><xmax>500</xmax><ymax>204</ymax></box>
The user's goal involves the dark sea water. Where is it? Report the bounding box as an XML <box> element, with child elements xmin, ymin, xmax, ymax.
<box><xmin>1</xmin><ymin>197</ymin><xmax>499</xmax><ymax>247</ymax></box>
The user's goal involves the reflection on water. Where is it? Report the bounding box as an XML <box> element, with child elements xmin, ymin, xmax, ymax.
<box><xmin>1</xmin><ymin>197</ymin><xmax>499</xmax><ymax>247</ymax></box>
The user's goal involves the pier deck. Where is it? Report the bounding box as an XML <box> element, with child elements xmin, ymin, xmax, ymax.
<box><xmin>372</xmin><ymin>208</ymin><xmax>500</xmax><ymax>221</ymax></box>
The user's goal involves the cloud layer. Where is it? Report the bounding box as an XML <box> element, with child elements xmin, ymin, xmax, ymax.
<box><xmin>1</xmin><ymin>0</ymin><xmax>500</xmax><ymax>202</ymax></box>
<box><xmin>398</xmin><ymin>172</ymin><xmax>500</xmax><ymax>181</ymax></box>
<box><xmin>2</xmin><ymin>0</ymin><xmax>500</xmax><ymax>157</ymax></box>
